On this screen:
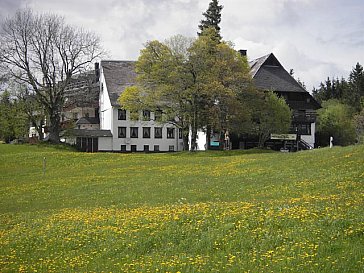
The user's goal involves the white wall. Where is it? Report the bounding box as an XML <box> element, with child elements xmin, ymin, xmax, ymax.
<box><xmin>28</xmin><ymin>125</ymin><xmax>48</xmax><ymax>139</ymax></box>
<box><xmin>112</xmin><ymin>108</ymin><xmax>183</xmax><ymax>152</ymax></box>
<box><xmin>98</xmin><ymin>137</ymin><xmax>113</xmax><ymax>151</ymax></box>
<box><xmin>301</xmin><ymin>122</ymin><xmax>316</xmax><ymax>147</ymax></box>
<box><xmin>196</xmin><ymin>131</ymin><xmax>207</xmax><ymax>150</ymax></box>
<box><xmin>188</xmin><ymin>129</ymin><xmax>207</xmax><ymax>151</ymax></box>
<box><xmin>99</xmin><ymin>68</ymin><xmax>113</xmax><ymax>131</ymax></box>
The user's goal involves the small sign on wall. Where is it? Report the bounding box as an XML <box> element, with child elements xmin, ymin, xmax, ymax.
<box><xmin>271</xmin><ymin>134</ymin><xmax>297</xmax><ymax>140</ymax></box>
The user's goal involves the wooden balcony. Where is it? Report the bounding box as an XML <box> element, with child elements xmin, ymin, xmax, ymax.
<box><xmin>292</xmin><ymin>111</ymin><xmax>316</xmax><ymax>123</ymax></box>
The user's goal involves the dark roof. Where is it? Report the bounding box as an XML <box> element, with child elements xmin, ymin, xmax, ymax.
<box><xmin>249</xmin><ymin>54</ymin><xmax>271</xmax><ymax>77</ymax></box>
<box><xmin>249</xmin><ymin>53</ymin><xmax>306</xmax><ymax>93</ymax></box>
<box><xmin>76</xmin><ymin>117</ymin><xmax>100</xmax><ymax>125</ymax></box>
<box><xmin>63</xmin><ymin>70</ymin><xmax>99</xmax><ymax>109</ymax></box>
<box><xmin>249</xmin><ymin>53</ymin><xmax>321</xmax><ymax>110</ymax></box>
<box><xmin>285</xmin><ymin>98</ymin><xmax>321</xmax><ymax>110</ymax></box>
<box><xmin>101</xmin><ymin>60</ymin><xmax>136</xmax><ymax>106</ymax></box>
<box><xmin>62</xmin><ymin>129</ymin><xmax>112</xmax><ymax>137</ymax></box>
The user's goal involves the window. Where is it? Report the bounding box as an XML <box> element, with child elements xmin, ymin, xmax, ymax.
<box><xmin>130</xmin><ymin>127</ymin><xmax>138</xmax><ymax>138</ymax></box>
<box><xmin>179</xmin><ymin>128</ymin><xmax>183</xmax><ymax>139</ymax></box>
<box><xmin>292</xmin><ymin>123</ymin><xmax>311</xmax><ymax>135</ymax></box>
<box><xmin>154</xmin><ymin>110</ymin><xmax>162</xmax><ymax>122</ymax></box>
<box><xmin>154</xmin><ymin>145</ymin><xmax>160</xmax><ymax>152</ymax></box>
<box><xmin>142</xmin><ymin>110</ymin><xmax>151</xmax><ymax>121</ymax></box>
<box><xmin>131</xmin><ymin>145</ymin><xmax>137</xmax><ymax>152</ymax></box>
<box><xmin>143</xmin><ymin>127</ymin><xmax>151</xmax><ymax>138</ymax></box>
<box><xmin>144</xmin><ymin>145</ymin><xmax>149</xmax><ymax>152</ymax></box>
<box><xmin>154</xmin><ymin>127</ymin><xmax>162</xmax><ymax>139</ymax></box>
<box><xmin>118</xmin><ymin>127</ymin><xmax>126</xmax><ymax>138</ymax></box>
<box><xmin>73</xmin><ymin>112</ymin><xmax>78</xmax><ymax>120</ymax></box>
<box><xmin>118</xmin><ymin>109</ymin><xmax>126</xmax><ymax>120</ymax></box>
<box><xmin>169</xmin><ymin>145</ymin><xmax>174</xmax><ymax>151</ymax></box>
<box><xmin>121</xmin><ymin>145</ymin><xmax>127</xmax><ymax>152</ymax></box>
<box><xmin>85</xmin><ymin>112</ymin><xmax>90</xmax><ymax>118</ymax></box>
<box><xmin>299</xmin><ymin>124</ymin><xmax>311</xmax><ymax>135</ymax></box>
<box><xmin>167</xmin><ymin>128</ymin><xmax>175</xmax><ymax>139</ymax></box>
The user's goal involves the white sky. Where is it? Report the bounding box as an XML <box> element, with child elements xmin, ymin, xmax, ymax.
<box><xmin>1</xmin><ymin>0</ymin><xmax>363</xmax><ymax>90</ymax></box>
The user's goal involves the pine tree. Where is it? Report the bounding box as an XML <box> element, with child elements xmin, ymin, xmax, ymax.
<box><xmin>348</xmin><ymin>62</ymin><xmax>364</xmax><ymax>111</ymax></box>
<box><xmin>198</xmin><ymin>0</ymin><xmax>223</xmax><ymax>41</ymax></box>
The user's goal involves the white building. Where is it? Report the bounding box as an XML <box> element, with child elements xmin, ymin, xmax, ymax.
<box><xmin>98</xmin><ymin>61</ymin><xmax>183</xmax><ymax>152</ymax></box>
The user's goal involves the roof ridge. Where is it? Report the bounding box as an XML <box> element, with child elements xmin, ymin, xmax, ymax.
<box><xmin>101</xmin><ymin>60</ymin><xmax>136</xmax><ymax>63</ymax></box>
<box><xmin>249</xmin><ymin>53</ymin><xmax>271</xmax><ymax>63</ymax></box>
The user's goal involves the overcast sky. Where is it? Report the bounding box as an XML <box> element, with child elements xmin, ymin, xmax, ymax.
<box><xmin>1</xmin><ymin>0</ymin><xmax>363</xmax><ymax>90</ymax></box>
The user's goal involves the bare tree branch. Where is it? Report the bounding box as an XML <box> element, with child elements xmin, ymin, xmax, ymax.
<box><xmin>0</xmin><ymin>8</ymin><xmax>105</xmax><ymax>142</ymax></box>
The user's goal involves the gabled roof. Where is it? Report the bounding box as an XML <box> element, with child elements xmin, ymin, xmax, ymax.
<box><xmin>76</xmin><ymin>117</ymin><xmax>100</xmax><ymax>125</ymax></box>
<box><xmin>249</xmin><ymin>53</ymin><xmax>307</xmax><ymax>93</ymax></box>
<box><xmin>249</xmin><ymin>54</ymin><xmax>271</xmax><ymax>78</ymax></box>
<box><xmin>101</xmin><ymin>60</ymin><xmax>136</xmax><ymax>106</ymax></box>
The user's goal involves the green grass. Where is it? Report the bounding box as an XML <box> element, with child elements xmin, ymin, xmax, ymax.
<box><xmin>0</xmin><ymin>144</ymin><xmax>363</xmax><ymax>272</ymax></box>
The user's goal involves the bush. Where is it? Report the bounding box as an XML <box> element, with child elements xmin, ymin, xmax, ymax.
<box><xmin>316</xmin><ymin>100</ymin><xmax>356</xmax><ymax>146</ymax></box>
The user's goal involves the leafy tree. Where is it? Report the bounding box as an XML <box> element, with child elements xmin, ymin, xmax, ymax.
<box><xmin>119</xmin><ymin>29</ymin><xmax>253</xmax><ymax>151</ymax></box>
<box><xmin>198</xmin><ymin>0</ymin><xmax>223</xmax><ymax>41</ymax></box>
<box><xmin>316</xmin><ymin>100</ymin><xmax>356</xmax><ymax>146</ymax></box>
<box><xmin>353</xmin><ymin>109</ymin><xmax>364</xmax><ymax>144</ymax></box>
<box><xmin>188</xmin><ymin>28</ymin><xmax>253</xmax><ymax>149</ymax></box>
<box><xmin>14</xmin><ymin>82</ymin><xmax>46</xmax><ymax>140</ymax></box>
<box><xmin>251</xmin><ymin>91</ymin><xmax>291</xmax><ymax>147</ymax></box>
<box><xmin>0</xmin><ymin>91</ymin><xmax>28</xmax><ymax>142</ymax></box>
<box><xmin>120</xmin><ymin>35</ymin><xmax>194</xmax><ymax>150</ymax></box>
<box><xmin>0</xmin><ymin>9</ymin><xmax>104</xmax><ymax>143</ymax></box>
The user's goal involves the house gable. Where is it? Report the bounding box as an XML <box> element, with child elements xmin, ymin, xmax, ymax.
<box><xmin>101</xmin><ymin>60</ymin><xmax>136</xmax><ymax>107</ymax></box>
<box><xmin>249</xmin><ymin>53</ymin><xmax>320</xmax><ymax>110</ymax></box>
<box><xmin>250</xmin><ymin>53</ymin><xmax>306</xmax><ymax>93</ymax></box>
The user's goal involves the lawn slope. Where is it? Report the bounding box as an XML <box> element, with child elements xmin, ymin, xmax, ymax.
<box><xmin>0</xmin><ymin>144</ymin><xmax>363</xmax><ymax>272</ymax></box>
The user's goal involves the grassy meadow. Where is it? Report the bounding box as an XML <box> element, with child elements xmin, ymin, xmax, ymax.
<box><xmin>0</xmin><ymin>144</ymin><xmax>363</xmax><ymax>272</ymax></box>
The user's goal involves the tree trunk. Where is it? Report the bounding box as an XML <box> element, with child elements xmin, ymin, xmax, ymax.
<box><xmin>31</xmin><ymin>118</ymin><xmax>44</xmax><ymax>140</ymax></box>
<box><xmin>182</xmin><ymin>126</ymin><xmax>190</xmax><ymax>151</ymax></box>
<box><xmin>258</xmin><ymin>131</ymin><xmax>269</xmax><ymax>148</ymax></box>
<box><xmin>190</xmin><ymin>123</ymin><xmax>198</xmax><ymax>151</ymax></box>
<box><xmin>37</xmin><ymin>124</ymin><xmax>44</xmax><ymax>140</ymax></box>
<box><xmin>206</xmin><ymin>125</ymin><xmax>211</xmax><ymax>150</ymax></box>
<box><xmin>47</xmin><ymin>110</ymin><xmax>61</xmax><ymax>143</ymax></box>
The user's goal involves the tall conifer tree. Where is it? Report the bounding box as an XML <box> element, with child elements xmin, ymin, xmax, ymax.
<box><xmin>198</xmin><ymin>0</ymin><xmax>223</xmax><ymax>41</ymax></box>
<box><xmin>348</xmin><ymin>63</ymin><xmax>364</xmax><ymax>111</ymax></box>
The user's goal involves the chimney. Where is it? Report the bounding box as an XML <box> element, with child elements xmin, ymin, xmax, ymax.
<box><xmin>95</xmin><ymin>62</ymin><xmax>100</xmax><ymax>82</ymax></box>
<box><xmin>238</xmin><ymin>49</ymin><xmax>247</xmax><ymax>57</ymax></box>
